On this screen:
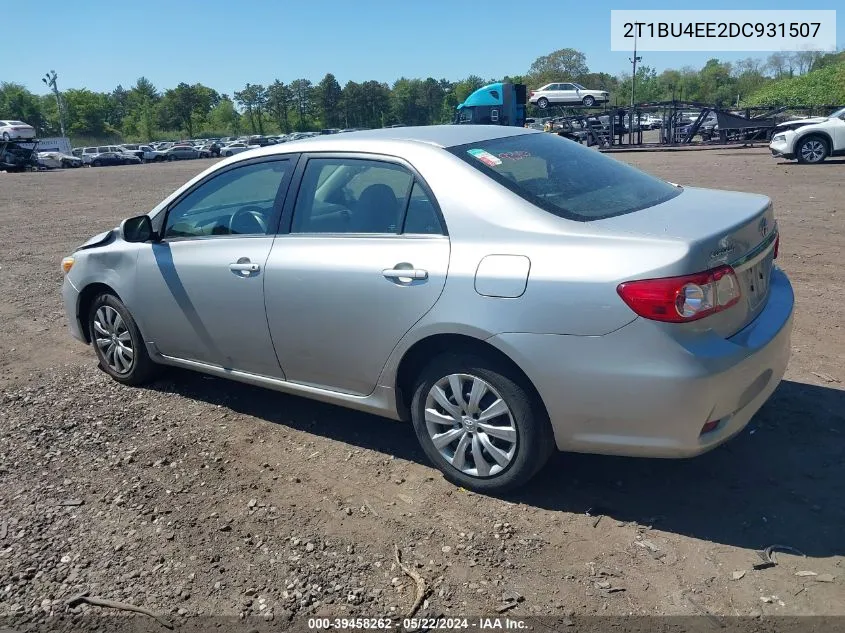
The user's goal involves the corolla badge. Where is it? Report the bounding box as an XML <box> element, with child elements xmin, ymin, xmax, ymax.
<box><xmin>710</xmin><ymin>236</ymin><xmax>736</xmax><ymax>259</ymax></box>
<box><xmin>759</xmin><ymin>217</ymin><xmax>769</xmax><ymax>237</ymax></box>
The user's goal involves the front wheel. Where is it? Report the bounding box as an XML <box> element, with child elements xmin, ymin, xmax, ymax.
<box><xmin>1</xmin><ymin>132</ymin><xmax>9</xmax><ymax>141</ymax></box>
<box><xmin>88</xmin><ymin>293</ymin><xmax>158</xmax><ymax>386</ymax></box>
<box><xmin>91</xmin><ymin>160</ymin><xmax>101</xmax><ymax>167</ymax></box>
<box><xmin>536</xmin><ymin>97</ymin><xmax>549</xmax><ymax>109</ymax></box>
<box><xmin>410</xmin><ymin>354</ymin><xmax>554</xmax><ymax>493</ymax></box>
<box><xmin>796</xmin><ymin>135</ymin><xmax>828</xmax><ymax>164</ymax></box>
<box><xmin>582</xmin><ymin>95</ymin><xmax>596</xmax><ymax>107</ymax></box>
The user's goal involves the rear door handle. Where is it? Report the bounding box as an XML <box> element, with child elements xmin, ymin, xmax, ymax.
<box><xmin>382</xmin><ymin>268</ymin><xmax>428</xmax><ymax>280</ymax></box>
<box><xmin>229</xmin><ymin>262</ymin><xmax>260</xmax><ymax>272</ymax></box>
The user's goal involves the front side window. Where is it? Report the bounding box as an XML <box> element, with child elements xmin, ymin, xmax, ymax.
<box><xmin>450</xmin><ymin>132</ymin><xmax>681</xmax><ymax>221</ymax></box>
<box><xmin>163</xmin><ymin>160</ymin><xmax>289</xmax><ymax>239</ymax></box>
<box><xmin>291</xmin><ymin>158</ymin><xmax>413</xmax><ymax>234</ymax></box>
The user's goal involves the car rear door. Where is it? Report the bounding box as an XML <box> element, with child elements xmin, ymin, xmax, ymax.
<box><xmin>263</xmin><ymin>153</ymin><xmax>450</xmax><ymax>396</ymax></box>
<box><xmin>133</xmin><ymin>156</ymin><xmax>296</xmax><ymax>377</ymax></box>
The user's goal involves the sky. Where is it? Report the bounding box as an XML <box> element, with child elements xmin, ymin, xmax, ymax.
<box><xmin>10</xmin><ymin>0</ymin><xmax>843</xmax><ymax>96</ymax></box>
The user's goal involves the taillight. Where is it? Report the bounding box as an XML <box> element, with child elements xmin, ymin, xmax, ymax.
<box><xmin>617</xmin><ymin>265</ymin><xmax>742</xmax><ymax>323</ymax></box>
<box><xmin>773</xmin><ymin>235</ymin><xmax>779</xmax><ymax>259</ymax></box>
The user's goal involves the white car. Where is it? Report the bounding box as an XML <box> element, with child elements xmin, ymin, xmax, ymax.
<box><xmin>122</xmin><ymin>144</ymin><xmax>165</xmax><ymax>162</ymax></box>
<box><xmin>0</xmin><ymin>120</ymin><xmax>36</xmax><ymax>141</ymax></box>
<box><xmin>528</xmin><ymin>83</ymin><xmax>609</xmax><ymax>109</ymax></box>
<box><xmin>37</xmin><ymin>151</ymin><xmax>83</xmax><ymax>169</ymax></box>
<box><xmin>220</xmin><ymin>142</ymin><xmax>252</xmax><ymax>157</ymax></box>
<box><xmin>769</xmin><ymin>106</ymin><xmax>845</xmax><ymax>164</ymax></box>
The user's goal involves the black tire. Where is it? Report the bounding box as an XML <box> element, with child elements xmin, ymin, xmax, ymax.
<box><xmin>582</xmin><ymin>95</ymin><xmax>596</xmax><ymax>107</ymax></box>
<box><xmin>410</xmin><ymin>353</ymin><xmax>554</xmax><ymax>494</ymax></box>
<box><xmin>87</xmin><ymin>293</ymin><xmax>158</xmax><ymax>386</ymax></box>
<box><xmin>796</xmin><ymin>135</ymin><xmax>829</xmax><ymax>164</ymax></box>
<box><xmin>1</xmin><ymin>132</ymin><xmax>9</xmax><ymax>141</ymax></box>
<box><xmin>536</xmin><ymin>97</ymin><xmax>549</xmax><ymax>109</ymax></box>
<box><xmin>168</xmin><ymin>154</ymin><xmax>177</xmax><ymax>161</ymax></box>
<box><xmin>92</xmin><ymin>160</ymin><xmax>101</xmax><ymax>167</ymax></box>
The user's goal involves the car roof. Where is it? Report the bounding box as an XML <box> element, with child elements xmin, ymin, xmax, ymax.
<box><xmin>242</xmin><ymin>124</ymin><xmax>536</xmax><ymax>158</ymax></box>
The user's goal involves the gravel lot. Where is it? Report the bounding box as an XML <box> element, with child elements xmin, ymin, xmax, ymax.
<box><xmin>1</xmin><ymin>151</ymin><xmax>843</xmax><ymax>630</ymax></box>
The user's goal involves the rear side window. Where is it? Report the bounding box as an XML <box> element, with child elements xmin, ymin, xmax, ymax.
<box><xmin>449</xmin><ymin>133</ymin><xmax>681</xmax><ymax>221</ymax></box>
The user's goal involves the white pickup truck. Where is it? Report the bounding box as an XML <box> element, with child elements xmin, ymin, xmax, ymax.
<box><xmin>769</xmin><ymin>106</ymin><xmax>845</xmax><ymax>164</ymax></box>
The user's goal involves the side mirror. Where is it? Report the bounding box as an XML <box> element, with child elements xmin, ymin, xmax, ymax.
<box><xmin>121</xmin><ymin>215</ymin><xmax>156</xmax><ymax>243</ymax></box>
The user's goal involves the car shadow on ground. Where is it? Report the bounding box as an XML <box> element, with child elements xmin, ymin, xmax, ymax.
<box><xmin>774</xmin><ymin>159</ymin><xmax>845</xmax><ymax>166</ymax></box>
<box><xmin>146</xmin><ymin>374</ymin><xmax>844</xmax><ymax>558</ymax></box>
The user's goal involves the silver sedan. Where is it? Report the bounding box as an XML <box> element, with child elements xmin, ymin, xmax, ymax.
<box><xmin>60</xmin><ymin>126</ymin><xmax>794</xmax><ymax>492</ymax></box>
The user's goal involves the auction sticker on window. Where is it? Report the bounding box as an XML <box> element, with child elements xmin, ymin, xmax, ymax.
<box><xmin>467</xmin><ymin>148</ymin><xmax>502</xmax><ymax>167</ymax></box>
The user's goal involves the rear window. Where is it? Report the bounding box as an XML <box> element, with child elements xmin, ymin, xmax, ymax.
<box><xmin>448</xmin><ymin>133</ymin><xmax>681</xmax><ymax>221</ymax></box>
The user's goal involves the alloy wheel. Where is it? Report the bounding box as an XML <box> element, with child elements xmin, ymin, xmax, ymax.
<box><xmin>424</xmin><ymin>373</ymin><xmax>518</xmax><ymax>478</ymax></box>
<box><xmin>93</xmin><ymin>305</ymin><xmax>134</xmax><ymax>374</ymax></box>
<box><xmin>800</xmin><ymin>139</ymin><xmax>825</xmax><ymax>163</ymax></box>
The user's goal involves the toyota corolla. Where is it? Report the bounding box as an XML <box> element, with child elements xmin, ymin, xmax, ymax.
<box><xmin>60</xmin><ymin>126</ymin><xmax>793</xmax><ymax>492</ymax></box>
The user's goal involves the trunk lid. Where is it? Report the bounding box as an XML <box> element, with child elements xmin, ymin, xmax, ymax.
<box><xmin>595</xmin><ymin>186</ymin><xmax>778</xmax><ymax>336</ymax></box>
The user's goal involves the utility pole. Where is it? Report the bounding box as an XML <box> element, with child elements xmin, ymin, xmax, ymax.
<box><xmin>628</xmin><ymin>31</ymin><xmax>642</xmax><ymax>110</ymax></box>
<box><xmin>627</xmin><ymin>31</ymin><xmax>642</xmax><ymax>144</ymax></box>
<box><xmin>42</xmin><ymin>70</ymin><xmax>67</xmax><ymax>138</ymax></box>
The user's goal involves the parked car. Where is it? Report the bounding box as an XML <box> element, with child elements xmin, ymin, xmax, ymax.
<box><xmin>122</xmin><ymin>144</ymin><xmax>165</xmax><ymax>162</ymax></box>
<box><xmin>37</xmin><ymin>151</ymin><xmax>83</xmax><ymax>169</ymax></box>
<box><xmin>0</xmin><ymin>120</ymin><xmax>36</xmax><ymax>141</ymax></box>
<box><xmin>529</xmin><ymin>83</ymin><xmax>610</xmax><ymax>109</ymax></box>
<box><xmin>220</xmin><ymin>142</ymin><xmax>252</xmax><ymax>157</ymax></box>
<box><xmin>60</xmin><ymin>125</ymin><xmax>793</xmax><ymax>493</ymax></box>
<box><xmin>89</xmin><ymin>151</ymin><xmax>141</xmax><ymax>167</ymax></box>
<box><xmin>769</xmin><ymin>106</ymin><xmax>845</xmax><ymax>163</ymax></box>
<box><xmin>162</xmin><ymin>145</ymin><xmax>199</xmax><ymax>160</ymax></box>
<box><xmin>79</xmin><ymin>146</ymin><xmax>137</xmax><ymax>165</ymax></box>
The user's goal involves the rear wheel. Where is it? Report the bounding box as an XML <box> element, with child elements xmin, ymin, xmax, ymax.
<box><xmin>582</xmin><ymin>95</ymin><xmax>596</xmax><ymax>107</ymax></box>
<box><xmin>88</xmin><ymin>293</ymin><xmax>158</xmax><ymax>386</ymax></box>
<box><xmin>1</xmin><ymin>132</ymin><xmax>9</xmax><ymax>141</ymax></box>
<box><xmin>796</xmin><ymin>135</ymin><xmax>828</xmax><ymax>164</ymax></box>
<box><xmin>537</xmin><ymin>97</ymin><xmax>549</xmax><ymax>109</ymax></box>
<box><xmin>410</xmin><ymin>354</ymin><xmax>554</xmax><ymax>493</ymax></box>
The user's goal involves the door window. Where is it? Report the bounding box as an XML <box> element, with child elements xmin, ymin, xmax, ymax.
<box><xmin>402</xmin><ymin>181</ymin><xmax>444</xmax><ymax>235</ymax></box>
<box><xmin>163</xmin><ymin>160</ymin><xmax>289</xmax><ymax>239</ymax></box>
<box><xmin>291</xmin><ymin>158</ymin><xmax>414</xmax><ymax>234</ymax></box>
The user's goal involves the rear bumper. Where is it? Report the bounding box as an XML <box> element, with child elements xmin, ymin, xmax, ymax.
<box><xmin>489</xmin><ymin>268</ymin><xmax>794</xmax><ymax>458</ymax></box>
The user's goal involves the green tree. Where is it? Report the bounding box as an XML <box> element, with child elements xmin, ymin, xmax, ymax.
<box><xmin>208</xmin><ymin>97</ymin><xmax>241</xmax><ymax>135</ymax></box>
<box><xmin>316</xmin><ymin>73</ymin><xmax>342</xmax><ymax>128</ymax></box>
<box><xmin>528</xmin><ymin>48</ymin><xmax>589</xmax><ymax>86</ymax></box>
<box><xmin>289</xmin><ymin>79</ymin><xmax>314</xmax><ymax>130</ymax></box>
<box><xmin>0</xmin><ymin>83</ymin><xmax>45</xmax><ymax>132</ymax></box>
<box><xmin>266</xmin><ymin>81</ymin><xmax>293</xmax><ymax>133</ymax></box>
<box><xmin>160</xmin><ymin>82</ymin><xmax>218</xmax><ymax>138</ymax></box>
<box><xmin>234</xmin><ymin>83</ymin><xmax>268</xmax><ymax>134</ymax></box>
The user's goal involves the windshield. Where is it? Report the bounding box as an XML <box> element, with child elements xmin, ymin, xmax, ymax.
<box><xmin>573</xmin><ymin>83</ymin><xmax>585</xmax><ymax>90</ymax></box>
<box><xmin>829</xmin><ymin>107</ymin><xmax>845</xmax><ymax>119</ymax></box>
<box><xmin>448</xmin><ymin>133</ymin><xmax>682</xmax><ymax>221</ymax></box>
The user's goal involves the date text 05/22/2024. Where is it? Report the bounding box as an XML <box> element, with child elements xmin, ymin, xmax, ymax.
<box><xmin>307</xmin><ymin>617</ymin><xmax>528</xmax><ymax>630</ymax></box>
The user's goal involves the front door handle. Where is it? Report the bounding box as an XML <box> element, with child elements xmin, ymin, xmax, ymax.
<box><xmin>382</xmin><ymin>268</ymin><xmax>428</xmax><ymax>280</ymax></box>
<box><xmin>229</xmin><ymin>262</ymin><xmax>260</xmax><ymax>272</ymax></box>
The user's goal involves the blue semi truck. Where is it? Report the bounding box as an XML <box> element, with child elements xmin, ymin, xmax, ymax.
<box><xmin>454</xmin><ymin>82</ymin><xmax>527</xmax><ymax>128</ymax></box>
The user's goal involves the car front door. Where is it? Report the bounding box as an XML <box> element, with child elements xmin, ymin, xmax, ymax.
<box><xmin>263</xmin><ymin>155</ymin><xmax>450</xmax><ymax>396</ymax></box>
<box><xmin>133</xmin><ymin>156</ymin><xmax>296</xmax><ymax>377</ymax></box>
<box><xmin>558</xmin><ymin>83</ymin><xmax>579</xmax><ymax>103</ymax></box>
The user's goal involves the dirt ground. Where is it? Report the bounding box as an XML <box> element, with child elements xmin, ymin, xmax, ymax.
<box><xmin>0</xmin><ymin>150</ymin><xmax>843</xmax><ymax>631</ymax></box>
